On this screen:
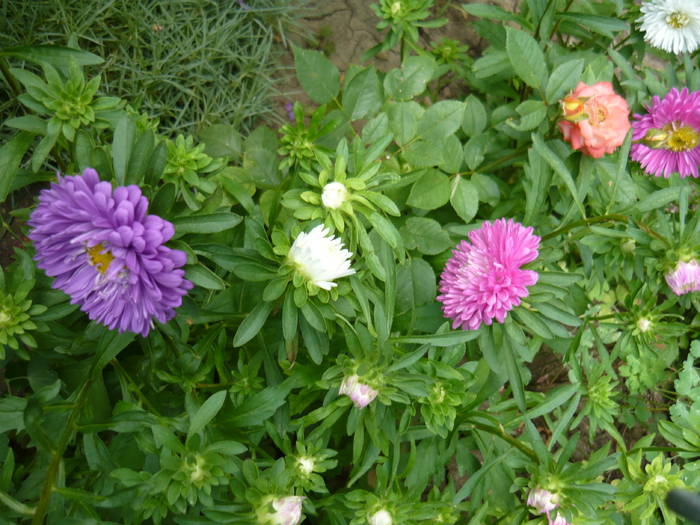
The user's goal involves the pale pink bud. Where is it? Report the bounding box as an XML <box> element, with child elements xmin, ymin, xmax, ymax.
<box><xmin>666</xmin><ymin>259</ymin><xmax>700</xmax><ymax>295</ymax></box>
<box><xmin>270</xmin><ymin>496</ymin><xmax>304</xmax><ymax>525</ymax></box>
<box><xmin>527</xmin><ymin>488</ymin><xmax>558</xmax><ymax>515</ymax></box>
<box><xmin>339</xmin><ymin>375</ymin><xmax>378</xmax><ymax>409</ymax></box>
<box><xmin>549</xmin><ymin>512</ymin><xmax>571</xmax><ymax>525</ymax></box>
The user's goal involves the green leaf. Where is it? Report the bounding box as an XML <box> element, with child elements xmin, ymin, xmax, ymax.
<box><xmin>188</xmin><ymin>390</ymin><xmax>227</xmax><ymax>438</ymax></box>
<box><xmin>508</xmin><ymin>100</ymin><xmax>547</xmax><ymax>131</ymax></box>
<box><xmin>244</xmin><ymin>126</ymin><xmax>280</xmax><ymax>187</ymax></box>
<box><xmin>402</xmin><ymin>217</ymin><xmax>453</xmax><ymax>255</ymax></box>
<box><xmin>1</xmin><ymin>45</ymin><xmax>104</xmax><ymax>67</ymax></box>
<box><xmin>635</xmin><ymin>187</ymin><xmax>682</xmax><ymax>213</ymax></box>
<box><xmin>390</xmin><ymin>330</ymin><xmax>480</xmax><ymax>347</ymax></box>
<box><xmin>545</xmin><ymin>58</ymin><xmax>585</xmax><ymax>103</ymax></box>
<box><xmin>233</xmin><ymin>301</ymin><xmax>274</xmax><ymax>347</ymax></box>
<box><xmin>506</xmin><ymin>27</ymin><xmax>548</xmax><ymax>90</ymax></box>
<box><xmin>407</xmin><ymin>170</ymin><xmax>450</xmax><ymax>210</ymax></box>
<box><xmin>31</xmin><ymin>131</ymin><xmax>57</xmax><ymax>172</ymax></box>
<box><xmin>526</xmin><ymin>384</ymin><xmax>579</xmax><ymax>420</ymax></box>
<box><xmin>461</xmin><ymin>3</ymin><xmax>520</xmax><ymax>21</ymax></box>
<box><xmin>172</xmin><ymin>213</ymin><xmax>242</xmax><ymax>236</ymax></box>
<box><xmin>419</xmin><ymin>101</ymin><xmax>465</xmax><ymax>141</ymax></box>
<box><xmin>387</xmin><ymin>101</ymin><xmax>423</xmax><ymax>146</ymax></box>
<box><xmin>4</xmin><ymin>115</ymin><xmax>47</xmax><ymax>134</ymax></box>
<box><xmin>503</xmin><ymin>337</ymin><xmax>526</xmax><ymax>412</ymax></box>
<box><xmin>342</xmin><ymin>67</ymin><xmax>383</xmax><ymax>121</ymax></box>
<box><xmin>402</xmin><ymin>139</ymin><xmax>444</xmax><ymax>169</ymax></box>
<box><xmin>557</xmin><ymin>13</ymin><xmax>629</xmax><ymax>39</ymax></box>
<box><xmin>450</xmin><ymin>176</ymin><xmax>479</xmax><ymax>223</ymax></box>
<box><xmin>186</xmin><ymin>264</ymin><xmax>225</xmax><ymax>290</ymax></box>
<box><xmin>531</xmin><ymin>134</ymin><xmax>585</xmax><ymax>218</ymax></box>
<box><xmin>224</xmin><ymin>379</ymin><xmax>297</xmax><ymax>427</ymax></box>
<box><xmin>0</xmin><ymin>132</ymin><xmax>33</xmax><ymax>202</ymax></box>
<box><xmin>396</xmin><ymin>258</ymin><xmax>437</xmax><ymax>313</ymax></box>
<box><xmin>462</xmin><ymin>95</ymin><xmax>488</xmax><ymax>136</ymax></box>
<box><xmin>293</xmin><ymin>45</ymin><xmax>340</xmax><ymax>104</ymax></box>
<box><xmin>282</xmin><ymin>291</ymin><xmax>298</xmax><ymax>342</ymax></box>
<box><xmin>367</xmin><ymin>212</ymin><xmax>402</xmax><ymax>251</ymax></box>
<box><xmin>112</xmin><ymin>115</ymin><xmax>136</xmax><ymax>185</ymax></box>
<box><xmin>384</xmin><ymin>55</ymin><xmax>436</xmax><ymax>101</ymax></box>
<box><xmin>199</xmin><ymin>124</ymin><xmax>242</xmax><ymax>159</ymax></box>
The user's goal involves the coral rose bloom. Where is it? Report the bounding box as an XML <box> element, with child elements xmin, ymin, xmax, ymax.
<box><xmin>558</xmin><ymin>81</ymin><xmax>631</xmax><ymax>158</ymax></box>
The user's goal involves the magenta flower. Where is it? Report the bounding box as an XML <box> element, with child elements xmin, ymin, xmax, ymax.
<box><xmin>665</xmin><ymin>259</ymin><xmax>700</xmax><ymax>295</ymax></box>
<box><xmin>437</xmin><ymin>219</ymin><xmax>540</xmax><ymax>330</ymax></box>
<box><xmin>28</xmin><ymin>168</ymin><xmax>192</xmax><ymax>336</ymax></box>
<box><xmin>631</xmin><ymin>87</ymin><xmax>700</xmax><ymax>178</ymax></box>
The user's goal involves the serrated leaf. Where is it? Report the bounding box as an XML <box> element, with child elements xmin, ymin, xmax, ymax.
<box><xmin>506</xmin><ymin>27</ymin><xmax>548</xmax><ymax>90</ymax></box>
<box><xmin>293</xmin><ymin>45</ymin><xmax>340</xmax><ymax>104</ymax></box>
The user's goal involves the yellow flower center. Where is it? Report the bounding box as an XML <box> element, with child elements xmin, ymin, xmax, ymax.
<box><xmin>87</xmin><ymin>244</ymin><xmax>114</xmax><ymax>274</ymax></box>
<box><xmin>667</xmin><ymin>124</ymin><xmax>700</xmax><ymax>152</ymax></box>
<box><xmin>666</xmin><ymin>11</ymin><xmax>690</xmax><ymax>29</ymax></box>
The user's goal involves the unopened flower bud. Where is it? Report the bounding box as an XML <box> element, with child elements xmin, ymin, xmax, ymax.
<box><xmin>339</xmin><ymin>375</ymin><xmax>378</xmax><ymax>409</ymax></box>
<box><xmin>259</xmin><ymin>496</ymin><xmax>305</xmax><ymax>525</ymax></box>
<box><xmin>621</xmin><ymin>238</ymin><xmax>636</xmax><ymax>254</ymax></box>
<box><xmin>527</xmin><ymin>488</ymin><xmax>558</xmax><ymax>515</ymax></box>
<box><xmin>561</xmin><ymin>96</ymin><xmax>586</xmax><ymax>121</ymax></box>
<box><xmin>321</xmin><ymin>182</ymin><xmax>348</xmax><ymax>209</ymax></box>
<box><xmin>369</xmin><ymin>509</ymin><xmax>393</xmax><ymax>525</ymax></box>
<box><xmin>637</xmin><ymin>317</ymin><xmax>652</xmax><ymax>333</ymax></box>
<box><xmin>297</xmin><ymin>456</ymin><xmax>314</xmax><ymax>476</ymax></box>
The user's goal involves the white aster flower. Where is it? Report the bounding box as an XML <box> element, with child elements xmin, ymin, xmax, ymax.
<box><xmin>269</xmin><ymin>496</ymin><xmax>305</xmax><ymax>525</ymax></box>
<box><xmin>321</xmin><ymin>181</ymin><xmax>348</xmax><ymax>209</ymax></box>
<box><xmin>339</xmin><ymin>374</ymin><xmax>378</xmax><ymax>409</ymax></box>
<box><xmin>638</xmin><ymin>0</ymin><xmax>700</xmax><ymax>54</ymax></box>
<box><xmin>369</xmin><ymin>509</ymin><xmax>393</xmax><ymax>525</ymax></box>
<box><xmin>288</xmin><ymin>225</ymin><xmax>355</xmax><ymax>290</ymax></box>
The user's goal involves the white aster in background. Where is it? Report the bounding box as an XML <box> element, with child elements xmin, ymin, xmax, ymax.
<box><xmin>321</xmin><ymin>181</ymin><xmax>348</xmax><ymax>209</ymax></box>
<box><xmin>368</xmin><ymin>509</ymin><xmax>393</xmax><ymax>525</ymax></box>
<box><xmin>339</xmin><ymin>374</ymin><xmax>378</xmax><ymax>408</ymax></box>
<box><xmin>270</xmin><ymin>496</ymin><xmax>305</xmax><ymax>525</ymax></box>
<box><xmin>638</xmin><ymin>0</ymin><xmax>700</xmax><ymax>54</ymax></box>
<box><xmin>287</xmin><ymin>225</ymin><xmax>355</xmax><ymax>290</ymax></box>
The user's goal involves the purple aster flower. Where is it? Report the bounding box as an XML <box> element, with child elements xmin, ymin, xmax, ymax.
<box><xmin>665</xmin><ymin>259</ymin><xmax>700</xmax><ymax>295</ymax></box>
<box><xmin>28</xmin><ymin>168</ymin><xmax>192</xmax><ymax>336</ymax></box>
<box><xmin>631</xmin><ymin>87</ymin><xmax>700</xmax><ymax>178</ymax></box>
<box><xmin>437</xmin><ymin>219</ymin><xmax>540</xmax><ymax>330</ymax></box>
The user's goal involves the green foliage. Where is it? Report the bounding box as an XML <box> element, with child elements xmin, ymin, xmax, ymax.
<box><xmin>2</xmin><ymin>0</ymin><xmax>700</xmax><ymax>524</ymax></box>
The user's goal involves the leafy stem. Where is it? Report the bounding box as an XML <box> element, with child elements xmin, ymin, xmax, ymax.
<box><xmin>463</xmin><ymin>421</ymin><xmax>538</xmax><ymax>461</ymax></box>
<box><xmin>541</xmin><ymin>214</ymin><xmax>628</xmax><ymax>241</ymax></box>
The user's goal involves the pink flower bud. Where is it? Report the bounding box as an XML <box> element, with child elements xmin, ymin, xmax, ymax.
<box><xmin>666</xmin><ymin>259</ymin><xmax>700</xmax><ymax>295</ymax></box>
<box><xmin>270</xmin><ymin>496</ymin><xmax>305</xmax><ymax>525</ymax></box>
<box><xmin>527</xmin><ymin>488</ymin><xmax>558</xmax><ymax>515</ymax></box>
<box><xmin>339</xmin><ymin>375</ymin><xmax>378</xmax><ymax>409</ymax></box>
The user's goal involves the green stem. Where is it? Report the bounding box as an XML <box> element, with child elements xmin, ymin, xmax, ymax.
<box><xmin>0</xmin><ymin>57</ymin><xmax>21</xmax><ymax>97</ymax></box>
<box><xmin>462</xmin><ymin>421</ymin><xmax>538</xmax><ymax>461</ymax></box>
<box><xmin>111</xmin><ymin>359</ymin><xmax>162</xmax><ymax>417</ymax></box>
<box><xmin>32</xmin><ymin>379</ymin><xmax>93</xmax><ymax>525</ymax></box>
<box><xmin>0</xmin><ymin>488</ymin><xmax>35</xmax><ymax>517</ymax></box>
<box><xmin>548</xmin><ymin>0</ymin><xmax>575</xmax><ymax>41</ymax></box>
<box><xmin>541</xmin><ymin>214</ymin><xmax>627</xmax><ymax>241</ymax></box>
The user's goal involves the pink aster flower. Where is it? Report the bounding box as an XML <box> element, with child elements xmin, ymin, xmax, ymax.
<box><xmin>631</xmin><ymin>88</ymin><xmax>700</xmax><ymax>178</ymax></box>
<box><xmin>437</xmin><ymin>219</ymin><xmax>540</xmax><ymax>330</ymax></box>
<box><xmin>665</xmin><ymin>259</ymin><xmax>700</xmax><ymax>295</ymax></box>
<box><xmin>339</xmin><ymin>375</ymin><xmax>378</xmax><ymax>408</ymax></box>
<box><xmin>558</xmin><ymin>81</ymin><xmax>631</xmax><ymax>158</ymax></box>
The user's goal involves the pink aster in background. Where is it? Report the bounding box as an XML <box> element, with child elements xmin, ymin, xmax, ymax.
<box><xmin>665</xmin><ymin>259</ymin><xmax>700</xmax><ymax>295</ymax></box>
<box><xmin>631</xmin><ymin>87</ymin><xmax>700</xmax><ymax>178</ymax></box>
<box><xmin>527</xmin><ymin>488</ymin><xmax>559</xmax><ymax>515</ymax></box>
<box><xmin>558</xmin><ymin>81</ymin><xmax>630</xmax><ymax>158</ymax></box>
<box><xmin>437</xmin><ymin>218</ymin><xmax>540</xmax><ymax>331</ymax></box>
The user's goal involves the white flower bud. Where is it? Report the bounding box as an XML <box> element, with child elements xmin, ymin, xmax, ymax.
<box><xmin>297</xmin><ymin>456</ymin><xmax>314</xmax><ymax>476</ymax></box>
<box><xmin>526</xmin><ymin>488</ymin><xmax>558</xmax><ymax>515</ymax></box>
<box><xmin>321</xmin><ymin>182</ymin><xmax>348</xmax><ymax>209</ymax></box>
<box><xmin>369</xmin><ymin>509</ymin><xmax>392</xmax><ymax>525</ymax></box>
<box><xmin>268</xmin><ymin>496</ymin><xmax>305</xmax><ymax>525</ymax></box>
